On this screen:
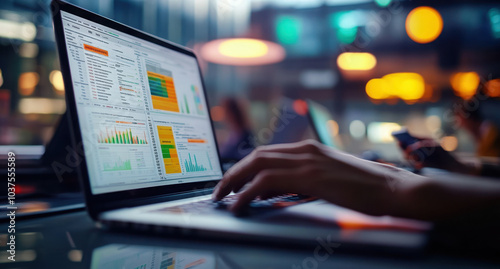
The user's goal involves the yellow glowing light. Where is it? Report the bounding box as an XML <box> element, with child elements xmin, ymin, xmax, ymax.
<box><xmin>441</xmin><ymin>136</ymin><xmax>458</xmax><ymax>152</ymax></box>
<box><xmin>366</xmin><ymin>73</ymin><xmax>425</xmax><ymax>102</ymax></box>
<box><xmin>337</xmin><ymin>52</ymin><xmax>377</xmax><ymax>71</ymax></box>
<box><xmin>0</xmin><ymin>69</ymin><xmax>3</xmax><ymax>87</ymax></box>
<box><xmin>450</xmin><ymin>72</ymin><xmax>480</xmax><ymax>99</ymax></box>
<box><xmin>406</xmin><ymin>7</ymin><xmax>443</xmax><ymax>44</ymax></box>
<box><xmin>395</xmin><ymin>77</ymin><xmax>425</xmax><ymax>101</ymax></box>
<box><xmin>327</xmin><ymin>120</ymin><xmax>339</xmax><ymax>137</ymax></box>
<box><xmin>485</xmin><ymin>79</ymin><xmax>500</xmax><ymax>97</ymax></box>
<box><xmin>366</xmin><ymin>78</ymin><xmax>390</xmax><ymax>100</ymax></box>
<box><xmin>18</xmin><ymin>72</ymin><xmax>39</xmax><ymax>96</ymax></box>
<box><xmin>49</xmin><ymin>70</ymin><xmax>65</xmax><ymax>92</ymax></box>
<box><xmin>201</xmin><ymin>38</ymin><xmax>286</xmax><ymax>66</ymax></box>
<box><xmin>219</xmin><ymin>38</ymin><xmax>269</xmax><ymax>58</ymax></box>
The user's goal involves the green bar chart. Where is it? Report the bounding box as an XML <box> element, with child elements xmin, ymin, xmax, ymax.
<box><xmin>103</xmin><ymin>157</ymin><xmax>132</xmax><ymax>171</ymax></box>
<box><xmin>183</xmin><ymin>153</ymin><xmax>209</xmax><ymax>172</ymax></box>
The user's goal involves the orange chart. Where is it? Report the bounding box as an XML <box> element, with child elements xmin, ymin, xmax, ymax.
<box><xmin>157</xmin><ymin>126</ymin><xmax>182</xmax><ymax>174</ymax></box>
<box><xmin>147</xmin><ymin>68</ymin><xmax>180</xmax><ymax>112</ymax></box>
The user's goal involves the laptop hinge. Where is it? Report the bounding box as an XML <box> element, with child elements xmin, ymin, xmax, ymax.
<box><xmin>99</xmin><ymin>188</ymin><xmax>214</xmax><ymax>213</ymax></box>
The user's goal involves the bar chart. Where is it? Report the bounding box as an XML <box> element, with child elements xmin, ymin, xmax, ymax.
<box><xmin>181</xmin><ymin>152</ymin><xmax>213</xmax><ymax>173</ymax></box>
<box><xmin>157</xmin><ymin>125</ymin><xmax>182</xmax><ymax>174</ymax></box>
<box><xmin>147</xmin><ymin>64</ymin><xmax>180</xmax><ymax>113</ymax></box>
<box><xmin>103</xmin><ymin>157</ymin><xmax>132</xmax><ymax>171</ymax></box>
<box><xmin>97</xmin><ymin>126</ymin><xmax>148</xmax><ymax>145</ymax></box>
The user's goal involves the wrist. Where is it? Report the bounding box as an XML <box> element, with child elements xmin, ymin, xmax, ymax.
<box><xmin>390</xmin><ymin>173</ymin><xmax>433</xmax><ymax>219</ymax></box>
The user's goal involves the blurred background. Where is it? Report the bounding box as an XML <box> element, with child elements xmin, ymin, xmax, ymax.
<box><xmin>1</xmin><ymin>0</ymin><xmax>500</xmax><ymax>161</ymax></box>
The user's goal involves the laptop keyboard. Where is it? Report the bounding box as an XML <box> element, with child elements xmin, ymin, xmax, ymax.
<box><xmin>153</xmin><ymin>194</ymin><xmax>316</xmax><ymax>216</ymax></box>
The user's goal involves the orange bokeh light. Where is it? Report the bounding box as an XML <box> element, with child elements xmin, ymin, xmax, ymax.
<box><xmin>450</xmin><ymin>72</ymin><xmax>480</xmax><ymax>99</ymax></box>
<box><xmin>485</xmin><ymin>79</ymin><xmax>500</xmax><ymax>97</ymax></box>
<box><xmin>405</xmin><ymin>7</ymin><xmax>443</xmax><ymax>44</ymax></box>
<box><xmin>18</xmin><ymin>72</ymin><xmax>39</xmax><ymax>96</ymax></box>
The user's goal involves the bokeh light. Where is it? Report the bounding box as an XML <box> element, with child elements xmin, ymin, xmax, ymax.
<box><xmin>201</xmin><ymin>38</ymin><xmax>285</xmax><ymax>66</ymax></box>
<box><xmin>0</xmin><ymin>69</ymin><xmax>3</xmax><ymax>88</ymax></box>
<box><xmin>349</xmin><ymin>120</ymin><xmax>366</xmax><ymax>139</ymax></box>
<box><xmin>18</xmin><ymin>98</ymin><xmax>66</xmax><ymax>114</ymax></box>
<box><xmin>293</xmin><ymin>99</ymin><xmax>308</xmax><ymax>116</ymax></box>
<box><xmin>276</xmin><ymin>15</ymin><xmax>301</xmax><ymax>45</ymax></box>
<box><xmin>367</xmin><ymin>122</ymin><xmax>401</xmax><ymax>143</ymax></box>
<box><xmin>18</xmin><ymin>72</ymin><xmax>39</xmax><ymax>96</ymax></box>
<box><xmin>489</xmin><ymin>8</ymin><xmax>500</xmax><ymax>39</ymax></box>
<box><xmin>330</xmin><ymin>11</ymin><xmax>366</xmax><ymax>44</ymax></box>
<box><xmin>68</xmin><ymin>250</ymin><xmax>83</xmax><ymax>262</ymax></box>
<box><xmin>366</xmin><ymin>73</ymin><xmax>425</xmax><ymax>102</ymax></box>
<box><xmin>0</xmin><ymin>20</ymin><xmax>37</xmax><ymax>41</ymax></box>
<box><xmin>441</xmin><ymin>136</ymin><xmax>458</xmax><ymax>151</ymax></box>
<box><xmin>366</xmin><ymin>78</ymin><xmax>390</xmax><ymax>100</ymax></box>
<box><xmin>337</xmin><ymin>52</ymin><xmax>377</xmax><ymax>71</ymax></box>
<box><xmin>19</xmin><ymin>43</ymin><xmax>39</xmax><ymax>58</ymax></box>
<box><xmin>49</xmin><ymin>70</ymin><xmax>65</xmax><ymax>92</ymax></box>
<box><xmin>485</xmin><ymin>78</ymin><xmax>500</xmax><ymax>97</ymax></box>
<box><xmin>210</xmin><ymin>106</ymin><xmax>225</xmax><ymax>122</ymax></box>
<box><xmin>219</xmin><ymin>39</ymin><xmax>269</xmax><ymax>58</ymax></box>
<box><xmin>375</xmin><ymin>0</ymin><xmax>392</xmax><ymax>8</ymax></box>
<box><xmin>21</xmin><ymin>22</ymin><xmax>37</xmax><ymax>42</ymax></box>
<box><xmin>450</xmin><ymin>72</ymin><xmax>480</xmax><ymax>99</ymax></box>
<box><xmin>425</xmin><ymin>115</ymin><xmax>442</xmax><ymax>133</ymax></box>
<box><xmin>405</xmin><ymin>7</ymin><xmax>443</xmax><ymax>44</ymax></box>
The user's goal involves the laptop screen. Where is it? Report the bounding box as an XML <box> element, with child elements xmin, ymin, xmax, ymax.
<box><xmin>307</xmin><ymin>100</ymin><xmax>341</xmax><ymax>149</ymax></box>
<box><xmin>60</xmin><ymin>11</ymin><xmax>222</xmax><ymax>194</ymax></box>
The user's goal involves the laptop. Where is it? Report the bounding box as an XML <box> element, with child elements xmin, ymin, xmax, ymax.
<box><xmin>306</xmin><ymin>99</ymin><xmax>344</xmax><ymax>150</ymax></box>
<box><xmin>51</xmin><ymin>0</ymin><xmax>430</xmax><ymax>251</ymax></box>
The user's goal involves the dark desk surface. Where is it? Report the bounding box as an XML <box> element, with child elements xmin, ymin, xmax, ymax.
<box><xmin>2</xmin><ymin>210</ymin><xmax>500</xmax><ymax>268</ymax></box>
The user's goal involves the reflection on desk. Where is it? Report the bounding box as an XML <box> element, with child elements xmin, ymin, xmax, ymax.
<box><xmin>91</xmin><ymin>245</ymin><xmax>216</xmax><ymax>269</ymax></box>
<box><xmin>3</xmin><ymin>211</ymin><xmax>500</xmax><ymax>268</ymax></box>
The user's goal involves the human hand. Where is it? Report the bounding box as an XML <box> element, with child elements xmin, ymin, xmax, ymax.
<box><xmin>403</xmin><ymin>139</ymin><xmax>474</xmax><ymax>174</ymax></box>
<box><xmin>213</xmin><ymin>140</ymin><xmax>424</xmax><ymax>216</ymax></box>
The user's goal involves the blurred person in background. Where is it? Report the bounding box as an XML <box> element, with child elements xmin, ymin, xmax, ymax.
<box><xmin>219</xmin><ymin>98</ymin><xmax>256</xmax><ymax>162</ymax></box>
<box><xmin>401</xmin><ymin>88</ymin><xmax>500</xmax><ymax>178</ymax></box>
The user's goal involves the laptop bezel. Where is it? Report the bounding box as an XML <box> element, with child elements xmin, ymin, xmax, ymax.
<box><xmin>50</xmin><ymin>0</ymin><xmax>223</xmax><ymax>219</ymax></box>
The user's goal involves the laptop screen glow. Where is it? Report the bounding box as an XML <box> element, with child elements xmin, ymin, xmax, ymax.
<box><xmin>60</xmin><ymin>11</ymin><xmax>222</xmax><ymax>194</ymax></box>
<box><xmin>308</xmin><ymin>100</ymin><xmax>340</xmax><ymax>149</ymax></box>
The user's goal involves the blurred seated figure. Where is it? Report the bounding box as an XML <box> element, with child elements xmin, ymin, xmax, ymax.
<box><xmin>219</xmin><ymin>98</ymin><xmax>256</xmax><ymax>162</ymax></box>
<box><xmin>457</xmin><ymin>98</ymin><xmax>500</xmax><ymax>159</ymax></box>
<box><xmin>402</xmin><ymin>94</ymin><xmax>500</xmax><ymax>178</ymax></box>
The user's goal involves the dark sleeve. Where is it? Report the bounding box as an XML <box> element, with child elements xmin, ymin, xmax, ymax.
<box><xmin>480</xmin><ymin>163</ymin><xmax>500</xmax><ymax>178</ymax></box>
